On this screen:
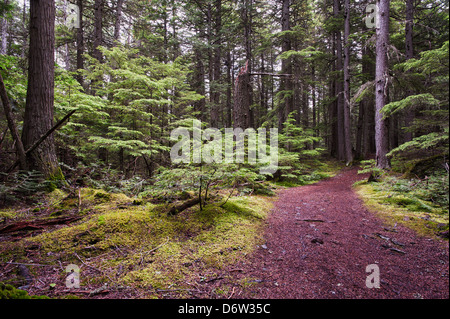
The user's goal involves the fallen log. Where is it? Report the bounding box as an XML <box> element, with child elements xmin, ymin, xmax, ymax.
<box><xmin>168</xmin><ymin>198</ymin><xmax>201</xmax><ymax>216</ymax></box>
<box><xmin>0</xmin><ymin>216</ymin><xmax>82</xmax><ymax>235</ymax></box>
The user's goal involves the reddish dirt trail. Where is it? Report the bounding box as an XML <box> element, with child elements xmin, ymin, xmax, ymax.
<box><xmin>238</xmin><ymin>167</ymin><xmax>449</xmax><ymax>299</ymax></box>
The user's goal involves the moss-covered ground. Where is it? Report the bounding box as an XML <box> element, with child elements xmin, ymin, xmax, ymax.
<box><xmin>354</xmin><ymin>178</ymin><xmax>449</xmax><ymax>239</ymax></box>
<box><xmin>0</xmin><ymin>187</ymin><xmax>274</xmax><ymax>298</ymax></box>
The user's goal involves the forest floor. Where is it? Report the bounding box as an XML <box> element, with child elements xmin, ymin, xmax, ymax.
<box><xmin>0</xmin><ymin>166</ymin><xmax>448</xmax><ymax>299</ymax></box>
<box><xmin>229</xmin><ymin>167</ymin><xmax>449</xmax><ymax>299</ymax></box>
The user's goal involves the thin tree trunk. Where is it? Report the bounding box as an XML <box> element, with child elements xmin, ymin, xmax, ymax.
<box><xmin>404</xmin><ymin>0</ymin><xmax>414</xmax><ymax>142</ymax></box>
<box><xmin>0</xmin><ymin>72</ymin><xmax>27</xmax><ymax>170</ymax></box>
<box><xmin>343</xmin><ymin>0</ymin><xmax>353</xmax><ymax>164</ymax></box>
<box><xmin>279</xmin><ymin>0</ymin><xmax>292</xmax><ymax>129</ymax></box>
<box><xmin>375</xmin><ymin>0</ymin><xmax>391</xmax><ymax>169</ymax></box>
<box><xmin>210</xmin><ymin>0</ymin><xmax>222</xmax><ymax>128</ymax></box>
<box><xmin>243</xmin><ymin>0</ymin><xmax>254</xmax><ymax>128</ymax></box>
<box><xmin>226</xmin><ymin>51</ymin><xmax>232</xmax><ymax>128</ymax></box>
<box><xmin>76</xmin><ymin>0</ymin><xmax>84</xmax><ymax>86</ymax></box>
<box><xmin>333</xmin><ymin>0</ymin><xmax>345</xmax><ymax>161</ymax></box>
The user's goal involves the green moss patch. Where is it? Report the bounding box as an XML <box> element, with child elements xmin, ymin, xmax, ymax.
<box><xmin>355</xmin><ymin>182</ymin><xmax>449</xmax><ymax>239</ymax></box>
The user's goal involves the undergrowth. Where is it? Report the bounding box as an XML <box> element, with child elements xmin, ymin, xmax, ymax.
<box><xmin>355</xmin><ymin>164</ymin><xmax>449</xmax><ymax>239</ymax></box>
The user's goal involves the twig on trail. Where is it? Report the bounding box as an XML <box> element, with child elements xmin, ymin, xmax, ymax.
<box><xmin>228</xmin><ymin>286</ymin><xmax>236</xmax><ymax>299</ymax></box>
<box><xmin>388</xmin><ymin>247</ymin><xmax>406</xmax><ymax>255</ymax></box>
<box><xmin>295</xmin><ymin>218</ymin><xmax>336</xmax><ymax>223</ymax></box>
<box><xmin>205</xmin><ymin>276</ymin><xmax>224</xmax><ymax>283</ymax></box>
<box><xmin>156</xmin><ymin>288</ymin><xmax>205</xmax><ymax>293</ymax></box>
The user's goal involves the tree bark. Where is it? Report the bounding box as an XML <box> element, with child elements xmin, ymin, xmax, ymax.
<box><xmin>210</xmin><ymin>0</ymin><xmax>222</xmax><ymax>128</ymax></box>
<box><xmin>193</xmin><ymin>45</ymin><xmax>207</xmax><ymax>122</ymax></box>
<box><xmin>0</xmin><ymin>0</ymin><xmax>9</xmax><ymax>55</ymax></box>
<box><xmin>279</xmin><ymin>0</ymin><xmax>293</xmax><ymax>129</ymax></box>
<box><xmin>343</xmin><ymin>0</ymin><xmax>353</xmax><ymax>164</ymax></box>
<box><xmin>93</xmin><ymin>0</ymin><xmax>104</xmax><ymax>61</ymax></box>
<box><xmin>233</xmin><ymin>61</ymin><xmax>251</xmax><ymax>129</ymax></box>
<box><xmin>404</xmin><ymin>0</ymin><xmax>414</xmax><ymax>142</ymax></box>
<box><xmin>76</xmin><ymin>0</ymin><xmax>84</xmax><ymax>87</ymax></box>
<box><xmin>375</xmin><ymin>0</ymin><xmax>391</xmax><ymax>169</ymax></box>
<box><xmin>333</xmin><ymin>0</ymin><xmax>345</xmax><ymax>161</ymax></box>
<box><xmin>114</xmin><ymin>0</ymin><xmax>124</xmax><ymax>42</ymax></box>
<box><xmin>22</xmin><ymin>0</ymin><xmax>62</xmax><ymax>179</ymax></box>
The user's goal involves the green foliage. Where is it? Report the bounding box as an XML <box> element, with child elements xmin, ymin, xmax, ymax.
<box><xmin>371</xmin><ymin>171</ymin><xmax>449</xmax><ymax>215</ymax></box>
<box><xmin>149</xmin><ymin>163</ymin><xmax>270</xmax><ymax>208</ymax></box>
<box><xmin>382</xmin><ymin>93</ymin><xmax>440</xmax><ymax>118</ymax></box>
<box><xmin>0</xmin><ymin>170</ymin><xmax>56</xmax><ymax>206</ymax></box>
<box><xmin>358</xmin><ymin>159</ymin><xmax>386</xmax><ymax>181</ymax></box>
<box><xmin>55</xmin><ymin>45</ymin><xmax>202</xmax><ymax>168</ymax></box>
<box><xmin>276</xmin><ymin>112</ymin><xmax>325</xmax><ymax>184</ymax></box>
<box><xmin>383</xmin><ymin>41</ymin><xmax>449</xmax><ymax>173</ymax></box>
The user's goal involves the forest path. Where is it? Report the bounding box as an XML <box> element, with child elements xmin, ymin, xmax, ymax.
<box><xmin>237</xmin><ymin>167</ymin><xmax>449</xmax><ymax>299</ymax></box>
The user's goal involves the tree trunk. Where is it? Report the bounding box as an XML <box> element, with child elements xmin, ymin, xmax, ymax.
<box><xmin>225</xmin><ymin>51</ymin><xmax>233</xmax><ymax>128</ymax></box>
<box><xmin>0</xmin><ymin>0</ymin><xmax>9</xmax><ymax>55</ymax></box>
<box><xmin>76</xmin><ymin>0</ymin><xmax>84</xmax><ymax>87</ymax></box>
<box><xmin>93</xmin><ymin>0</ymin><xmax>104</xmax><ymax>61</ymax></box>
<box><xmin>279</xmin><ymin>0</ymin><xmax>293</xmax><ymax>129</ymax></box>
<box><xmin>404</xmin><ymin>0</ymin><xmax>414</xmax><ymax>142</ymax></box>
<box><xmin>343</xmin><ymin>0</ymin><xmax>353</xmax><ymax>164</ymax></box>
<box><xmin>375</xmin><ymin>0</ymin><xmax>391</xmax><ymax>169</ymax></box>
<box><xmin>243</xmin><ymin>0</ymin><xmax>254</xmax><ymax>128</ymax></box>
<box><xmin>210</xmin><ymin>0</ymin><xmax>222</xmax><ymax>128</ymax></box>
<box><xmin>114</xmin><ymin>0</ymin><xmax>124</xmax><ymax>42</ymax></box>
<box><xmin>333</xmin><ymin>0</ymin><xmax>345</xmax><ymax>161</ymax></box>
<box><xmin>233</xmin><ymin>61</ymin><xmax>251</xmax><ymax>129</ymax></box>
<box><xmin>193</xmin><ymin>45</ymin><xmax>206</xmax><ymax>122</ymax></box>
<box><xmin>22</xmin><ymin>0</ymin><xmax>62</xmax><ymax>180</ymax></box>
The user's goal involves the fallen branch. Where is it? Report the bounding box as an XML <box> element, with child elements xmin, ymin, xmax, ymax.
<box><xmin>0</xmin><ymin>72</ymin><xmax>28</xmax><ymax>170</ymax></box>
<box><xmin>7</xmin><ymin>109</ymin><xmax>77</xmax><ymax>172</ymax></box>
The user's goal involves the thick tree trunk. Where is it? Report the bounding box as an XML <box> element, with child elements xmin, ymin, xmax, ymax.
<box><xmin>375</xmin><ymin>0</ymin><xmax>391</xmax><ymax>169</ymax></box>
<box><xmin>22</xmin><ymin>0</ymin><xmax>62</xmax><ymax>180</ymax></box>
